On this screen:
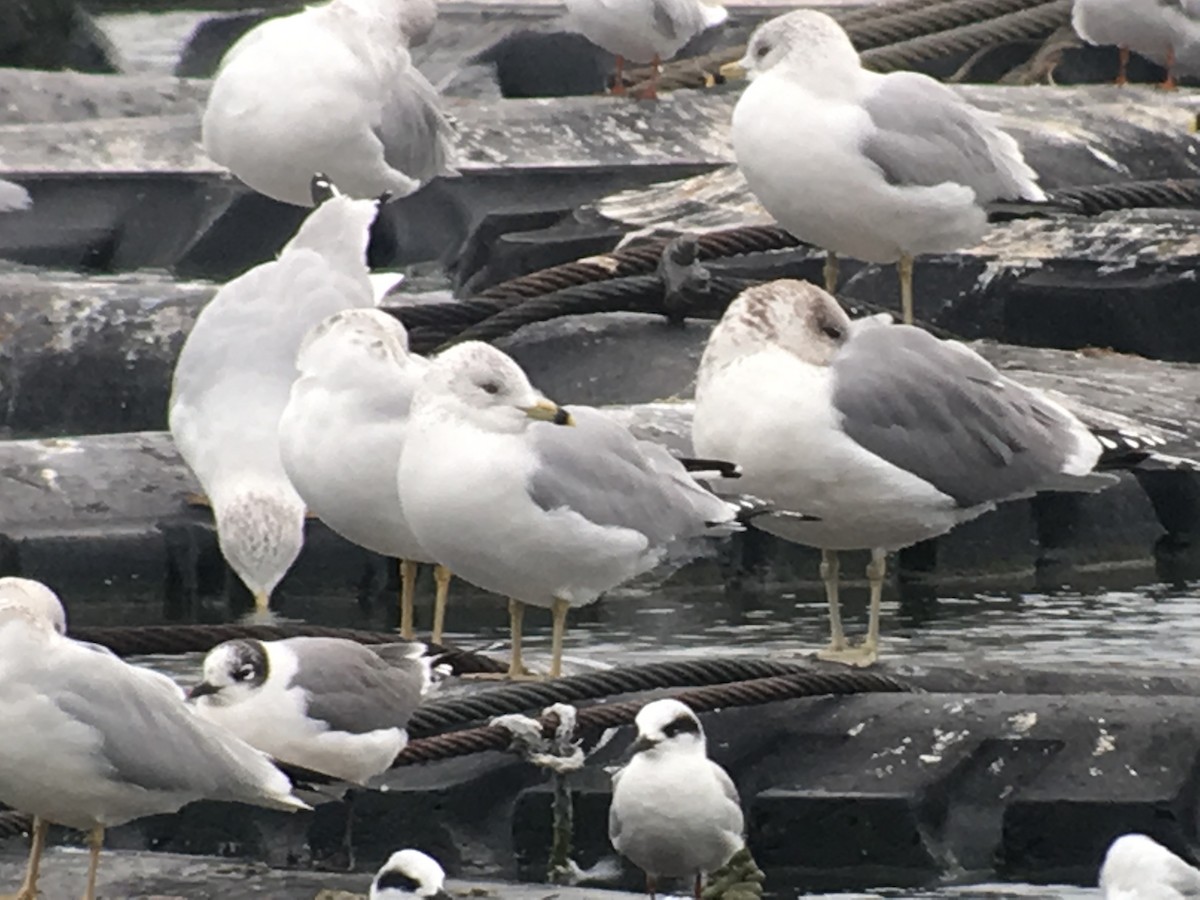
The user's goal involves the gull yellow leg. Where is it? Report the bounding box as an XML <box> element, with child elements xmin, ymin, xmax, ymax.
<box><xmin>822</xmin><ymin>252</ymin><xmax>839</xmax><ymax>295</ymax></box>
<box><xmin>431</xmin><ymin>565</ymin><xmax>453</xmax><ymax>645</ymax></box>
<box><xmin>399</xmin><ymin>559</ymin><xmax>418</xmax><ymax>640</ymax></box>
<box><xmin>252</xmin><ymin>590</ymin><xmax>270</xmax><ymax>612</ymax></box>
<box><xmin>508</xmin><ymin>597</ymin><xmax>526</xmax><ymax>678</ymax></box>
<box><xmin>83</xmin><ymin>825</ymin><xmax>104</xmax><ymax>900</ymax></box>
<box><xmin>858</xmin><ymin>547</ymin><xmax>887</xmax><ymax>666</ymax></box>
<box><xmin>816</xmin><ymin>549</ymin><xmax>848</xmax><ymax>656</ymax></box>
<box><xmin>2</xmin><ymin>816</ymin><xmax>48</xmax><ymax>900</ymax></box>
<box><xmin>549</xmin><ymin>598</ymin><xmax>570</xmax><ymax>678</ymax></box>
<box><xmin>898</xmin><ymin>253</ymin><xmax>915</xmax><ymax>325</ymax></box>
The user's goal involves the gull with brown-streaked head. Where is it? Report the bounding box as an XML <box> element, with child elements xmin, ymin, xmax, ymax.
<box><xmin>0</xmin><ymin>577</ymin><xmax>307</xmax><ymax>900</ymax></box>
<box><xmin>725</xmin><ymin>9</ymin><xmax>1044</xmax><ymax>324</ymax></box>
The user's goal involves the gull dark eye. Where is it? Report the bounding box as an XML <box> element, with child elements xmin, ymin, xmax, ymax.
<box><xmin>235</xmin><ymin>664</ymin><xmax>255</xmax><ymax>682</ymax></box>
<box><xmin>822</xmin><ymin>324</ymin><xmax>843</xmax><ymax>340</ymax></box>
<box><xmin>755</xmin><ymin>43</ymin><xmax>770</xmax><ymax>59</ymax></box>
<box><xmin>480</xmin><ymin>381</ymin><xmax>501</xmax><ymax>395</ymax></box>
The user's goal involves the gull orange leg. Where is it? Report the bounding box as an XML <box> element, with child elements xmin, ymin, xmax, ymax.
<box><xmin>611</xmin><ymin>55</ymin><xmax>627</xmax><ymax>96</ymax></box>
<box><xmin>1116</xmin><ymin>45</ymin><xmax>1129</xmax><ymax>86</ymax></box>
<box><xmin>1161</xmin><ymin>44</ymin><xmax>1177</xmax><ymax>91</ymax></box>
<box><xmin>634</xmin><ymin>54</ymin><xmax>662</xmax><ymax>100</ymax></box>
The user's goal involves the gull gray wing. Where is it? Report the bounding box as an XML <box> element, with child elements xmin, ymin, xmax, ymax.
<box><xmin>376</xmin><ymin>53</ymin><xmax>457</xmax><ymax>185</ymax></box>
<box><xmin>830</xmin><ymin>326</ymin><xmax>1099</xmax><ymax>509</ymax></box>
<box><xmin>283</xmin><ymin>637</ymin><xmax>428</xmax><ymax>735</ymax></box>
<box><xmin>860</xmin><ymin>72</ymin><xmax>1042</xmax><ymax>203</ymax></box>
<box><xmin>527</xmin><ymin>406</ymin><xmax>733</xmax><ymax>545</ymax></box>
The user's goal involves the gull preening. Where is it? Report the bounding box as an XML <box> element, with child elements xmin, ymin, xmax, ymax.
<box><xmin>189</xmin><ymin>636</ymin><xmax>439</xmax><ymax>784</ymax></box>
<box><xmin>202</xmin><ymin>0</ymin><xmax>456</xmax><ymax>206</ymax></box>
<box><xmin>609</xmin><ymin>699</ymin><xmax>744</xmax><ymax>899</ymax></box>
<box><xmin>278</xmin><ymin>309</ymin><xmax>454</xmax><ymax>640</ymax></box>
<box><xmin>370</xmin><ymin>848</ymin><xmax>452</xmax><ymax>899</ymax></box>
<box><xmin>0</xmin><ymin>577</ymin><xmax>307</xmax><ymax>900</ymax></box>
<box><xmin>726</xmin><ymin>9</ymin><xmax>1044</xmax><ymax>324</ymax></box>
<box><xmin>1072</xmin><ymin>0</ymin><xmax>1200</xmax><ymax>88</ymax></box>
<box><xmin>693</xmin><ymin>280</ymin><xmax>1131</xmax><ymax>665</ymax></box>
<box><xmin>169</xmin><ymin>187</ymin><xmax>378</xmax><ymax>611</ymax></box>
<box><xmin>397</xmin><ymin>341</ymin><xmax>743</xmax><ymax>678</ymax></box>
<box><xmin>564</xmin><ymin>0</ymin><xmax>728</xmax><ymax>98</ymax></box>
<box><xmin>1099</xmin><ymin>833</ymin><xmax>1200</xmax><ymax>899</ymax></box>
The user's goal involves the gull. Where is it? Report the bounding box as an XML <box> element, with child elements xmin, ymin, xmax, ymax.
<box><xmin>189</xmin><ymin>636</ymin><xmax>439</xmax><ymax>784</ymax></box>
<box><xmin>1100</xmin><ymin>833</ymin><xmax>1200</xmax><ymax>899</ymax></box>
<box><xmin>169</xmin><ymin>186</ymin><xmax>378</xmax><ymax>612</ymax></box>
<box><xmin>371</xmin><ymin>849</ymin><xmax>453</xmax><ymax>899</ymax></box>
<box><xmin>397</xmin><ymin>341</ymin><xmax>744</xmax><ymax>678</ymax></box>
<box><xmin>609</xmin><ymin>699</ymin><xmax>744</xmax><ymax>899</ymax></box>
<box><xmin>724</xmin><ymin>9</ymin><xmax>1044</xmax><ymax>324</ymax></box>
<box><xmin>0</xmin><ymin>577</ymin><xmax>307</xmax><ymax>900</ymax></box>
<box><xmin>693</xmin><ymin>280</ymin><xmax>1143</xmax><ymax>666</ymax></box>
<box><xmin>278</xmin><ymin>309</ymin><xmax>455</xmax><ymax>641</ymax></box>
<box><xmin>202</xmin><ymin>0</ymin><xmax>456</xmax><ymax>207</ymax></box>
<box><xmin>1072</xmin><ymin>0</ymin><xmax>1200</xmax><ymax>89</ymax></box>
<box><xmin>563</xmin><ymin>0</ymin><xmax>728</xmax><ymax>98</ymax></box>
<box><xmin>0</xmin><ymin>179</ymin><xmax>31</xmax><ymax>213</ymax></box>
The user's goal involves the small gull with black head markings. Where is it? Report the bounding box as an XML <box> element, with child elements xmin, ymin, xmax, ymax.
<box><xmin>398</xmin><ymin>341</ymin><xmax>746</xmax><ymax>678</ymax></box>
<box><xmin>609</xmin><ymin>698</ymin><xmax>744</xmax><ymax>899</ymax></box>
<box><xmin>1099</xmin><ymin>833</ymin><xmax>1200</xmax><ymax>899</ymax></box>
<box><xmin>370</xmin><ymin>848</ymin><xmax>452</xmax><ymax>900</ymax></box>
<box><xmin>189</xmin><ymin>635</ymin><xmax>439</xmax><ymax>784</ymax></box>
<box><xmin>724</xmin><ymin>9</ymin><xmax>1044</xmax><ymax>323</ymax></box>
<box><xmin>693</xmin><ymin>279</ymin><xmax>1156</xmax><ymax>665</ymax></box>
<box><xmin>0</xmin><ymin>577</ymin><xmax>307</xmax><ymax>900</ymax></box>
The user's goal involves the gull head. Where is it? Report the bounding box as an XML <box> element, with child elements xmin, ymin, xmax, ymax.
<box><xmin>701</xmin><ymin>279</ymin><xmax>852</xmax><ymax>377</ymax></box>
<box><xmin>416</xmin><ymin>342</ymin><xmax>574</xmax><ymax>434</ymax></box>
<box><xmin>295</xmin><ymin>308</ymin><xmax>414</xmax><ymax>381</ymax></box>
<box><xmin>0</xmin><ymin>577</ymin><xmax>67</xmax><ymax>635</ymax></box>
<box><xmin>213</xmin><ymin>488</ymin><xmax>307</xmax><ymax>610</ymax></box>
<box><xmin>628</xmin><ymin>699</ymin><xmax>707</xmax><ymax>759</ymax></box>
<box><xmin>188</xmin><ymin>639</ymin><xmax>269</xmax><ymax>706</ymax></box>
<box><xmin>370</xmin><ymin>849</ymin><xmax>451</xmax><ymax>900</ymax></box>
<box><xmin>738</xmin><ymin>10</ymin><xmax>860</xmax><ymax>83</ymax></box>
<box><xmin>1099</xmin><ymin>833</ymin><xmax>1196</xmax><ymax>899</ymax></box>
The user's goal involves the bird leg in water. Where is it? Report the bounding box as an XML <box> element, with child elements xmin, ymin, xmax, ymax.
<box><xmin>83</xmin><ymin>826</ymin><xmax>104</xmax><ymax>900</ymax></box>
<box><xmin>1161</xmin><ymin>44</ymin><xmax>1177</xmax><ymax>91</ymax></box>
<box><xmin>816</xmin><ymin>549</ymin><xmax>848</xmax><ymax>656</ymax></box>
<box><xmin>399</xmin><ymin>558</ymin><xmax>418</xmax><ymax>640</ymax></box>
<box><xmin>1116</xmin><ymin>45</ymin><xmax>1130</xmax><ymax>86</ymax></box>
<box><xmin>898</xmin><ymin>253</ymin><xmax>915</xmax><ymax>325</ymax></box>
<box><xmin>549</xmin><ymin>597</ymin><xmax>570</xmax><ymax>678</ymax></box>
<box><xmin>633</xmin><ymin>55</ymin><xmax>663</xmax><ymax>100</ymax></box>
<box><xmin>822</xmin><ymin>252</ymin><xmax>839</xmax><ymax>295</ymax></box>
<box><xmin>431</xmin><ymin>564</ymin><xmax>452</xmax><ymax>645</ymax></box>
<box><xmin>1</xmin><ymin>816</ymin><xmax>47</xmax><ymax>900</ymax></box>
<box><xmin>612</xmin><ymin>55</ymin><xmax>627</xmax><ymax>95</ymax></box>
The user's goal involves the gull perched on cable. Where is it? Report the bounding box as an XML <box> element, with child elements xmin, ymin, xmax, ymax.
<box><xmin>724</xmin><ymin>9</ymin><xmax>1044</xmax><ymax>324</ymax></box>
<box><xmin>189</xmin><ymin>636</ymin><xmax>440</xmax><ymax>784</ymax></box>
<box><xmin>1099</xmin><ymin>833</ymin><xmax>1200</xmax><ymax>899</ymax></box>
<box><xmin>563</xmin><ymin>0</ymin><xmax>728</xmax><ymax>98</ymax></box>
<box><xmin>1072</xmin><ymin>0</ymin><xmax>1200</xmax><ymax>89</ymax></box>
<box><xmin>371</xmin><ymin>849</ymin><xmax>453</xmax><ymax>899</ymax></box>
<box><xmin>279</xmin><ymin>309</ymin><xmax>454</xmax><ymax>640</ymax></box>
<box><xmin>609</xmin><ymin>699</ymin><xmax>744</xmax><ymax>899</ymax></box>
<box><xmin>693</xmin><ymin>280</ymin><xmax>1172</xmax><ymax>666</ymax></box>
<box><xmin>0</xmin><ymin>577</ymin><xmax>307</xmax><ymax>900</ymax></box>
<box><xmin>169</xmin><ymin>180</ymin><xmax>378</xmax><ymax>611</ymax></box>
<box><xmin>202</xmin><ymin>0</ymin><xmax>457</xmax><ymax>207</ymax></box>
<box><xmin>398</xmin><ymin>341</ymin><xmax>747</xmax><ymax>678</ymax></box>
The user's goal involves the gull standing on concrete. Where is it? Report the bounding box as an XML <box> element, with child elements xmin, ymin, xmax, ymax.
<box><xmin>1099</xmin><ymin>833</ymin><xmax>1200</xmax><ymax>899</ymax></box>
<box><xmin>278</xmin><ymin>309</ymin><xmax>455</xmax><ymax>640</ymax></box>
<box><xmin>202</xmin><ymin>0</ymin><xmax>457</xmax><ymax>207</ymax></box>
<box><xmin>189</xmin><ymin>636</ymin><xmax>439</xmax><ymax>784</ymax></box>
<box><xmin>371</xmin><ymin>849</ymin><xmax>452</xmax><ymax>899</ymax></box>
<box><xmin>0</xmin><ymin>577</ymin><xmax>307</xmax><ymax>900</ymax></box>
<box><xmin>1072</xmin><ymin>0</ymin><xmax>1200</xmax><ymax>89</ymax></box>
<box><xmin>724</xmin><ymin>9</ymin><xmax>1044</xmax><ymax>324</ymax></box>
<box><xmin>609</xmin><ymin>699</ymin><xmax>744</xmax><ymax>899</ymax></box>
<box><xmin>564</xmin><ymin>0</ymin><xmax>728</xmax><ymax>98</ymax></box>
<box><xmin>398</xmin><ymin>341</ymin><xmax>744</xmax><ymax>678</ymax></box>
<box><xmin>169</xmin><ymin>186</ymin><xmax>378</xmax><ymax>611</ymax></box>
<box><xmin>693</xmin><ymin>280</ymin><xmax>1126</xmax><ymax>666</ymax></box>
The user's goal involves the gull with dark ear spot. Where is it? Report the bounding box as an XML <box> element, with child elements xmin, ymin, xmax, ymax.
<box><xmin>693</xmin><ymin>279</ymin><xmax>1171</xmax><ymax>666</ymax></box>
<box><xmin>370</xmin><ymin>849</ymin><xmax>453</xmax><ymax>900</ymax></box>
<box><xmin>609</xmin><ymin>699</ymin><xmax>744</xmax><ymax>900</ymax></box>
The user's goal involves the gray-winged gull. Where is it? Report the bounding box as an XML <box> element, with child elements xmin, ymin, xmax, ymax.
<box><xmin>168</xmin><ymin>187</ymin><xmax>378</xmax><ymax>611</ymax></box>
<box><xmin>371</xmin><ymin>849</ymin><xmax>452</xmax><ymax>899</ymax></box>
<box><xmin>0</xmin><ymin>577</ymin><xmax>307</xmax><ymax>900</ymax></box>
<box><xmin>724</xmin><ymin>9</ymin><xmax>1044</xmax><ymax>324</ymax></box>
<box><xmin>1100</xmin><ymin>833</ymin><xmax>1200</xmax><ymax>899</ymax></box>
<box><xmin>397</xmin><ymin>341</ymin><xmax>744</xmax><ymax>678</ymax></box>
<box><xmin>278</xmin><ymin>309</ymin><xmax>455</xmax><ymax>640</ymax></box>
<box><xmin>692</xmin><ymin>280</ymin><xmax>1143</xmax><ymax>666</ymax></box>
<box><xmin>202</xmin><ymin>0</ymin><xmax>456</xmax><ymax>207</ymax></box>
<box><xmin>1072</xmin><ymin>0</ymin><xmax>1200</xmax><ymax>88</ymax></box>
<box><xmin>189</xmin><ymin>636</ymin><xmax>439</xmax><ymax>784</ymax></box>
<box><xmin>564</xmin><ymin>0</ymin><xmax>728</xmax><ymax>97</ymax></box>
<box><xmin>609</xmin><ymin>698</ymin><xmax>744</xmax><ymax>899</ymax></box>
